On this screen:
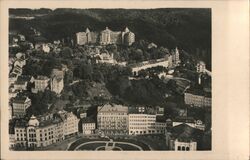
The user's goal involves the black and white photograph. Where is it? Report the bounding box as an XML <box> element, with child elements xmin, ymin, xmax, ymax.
<box><xmin>7</xmin><ymin>7</ymin><xmax>212</xmax><ymax>151</ymax></box>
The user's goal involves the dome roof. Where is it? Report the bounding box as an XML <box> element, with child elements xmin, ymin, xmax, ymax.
<box><xmin>28</xmin><ymin>115</ymin><xmax>39</xmax><ymax>126</ymax></box>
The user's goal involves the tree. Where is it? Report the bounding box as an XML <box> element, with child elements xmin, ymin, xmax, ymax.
<box><xmin>64</xmin><ymin>70</ymin><xmax>73</xmax><ymax>84</ymax></box>
<box><xmin>61</xmin><ymin>47</ymin><xmax>73</xmax><ymax>58</ymax></box>
<box><xmin>72</xmin><ymin>81</ymin><xmax>88</xmax><ymax>97</ymax></box>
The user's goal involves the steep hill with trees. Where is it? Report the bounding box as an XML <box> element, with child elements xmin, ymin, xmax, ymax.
<box><xmin>9</xmin><ymin>8</ymin><xmax>211</xmax><ymax>69</ymax></box>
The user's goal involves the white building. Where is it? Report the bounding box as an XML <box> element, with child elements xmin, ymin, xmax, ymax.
<box><xmin>32</xmin><ymin>76</ymin><xmax>50</xmax><ymax>93</ymax></box>
<box><xmin>97</xmin><ymin>104</ymin><xmax>129</xmax><ymax>135</ymax></box>
<box><xmin>196</xmin><ymin>61</ymin><xmax>206</xmax><ymax>73</ymax></box>
<box><xmin>128</xmin><ymin>107</ymin><xmax>166</xmax><ymax>135</ymax></box>
<box><xmin>82</xmin><ymin>118</ymin><xmax>96</xmax><ymax>135</ymax></box>
<box><xmin>50</xmin><ymin>77</ymin><xmax>64</xmax><ymax>94</ymax></box>
<box><xmin>184</xmin><ymin>92</ymin><xmax>211</xmax><ymax>108</ymax></box>
<box><xmin>174</xmin><ymin>139</ymin><xmax>197</xmax><ymax>151</ymax></box>
<box><xmin>58</xmin><ymin>111</ymin><xmax>79</xmax><ymax>137</ymax></box>
<box><xmin>12</xmin><ymin>96</ymin><xmax>31</xmax><ymax>118</ymax></box>
<box><xmin>13</xmin><ymin>114</ymin><xmax>65</xmax><ymax>148</ymax></box>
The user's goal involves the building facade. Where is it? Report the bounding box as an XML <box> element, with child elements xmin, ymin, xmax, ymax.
<box><xmin>184</xmin><ymin>92</ymin><xmax>211</xmax><ymax>107</ymax></box>
<box><xmin>50</xmin><ymin>77</ymin><xmax>63</xmax><ymax>94</ymax></box>
<box><xmin>76</xmin><ymin>27</ymin><xmax>135</xmax><ymax>46</ymax></box>
<box><xmin>128</xmin><ymin>107</ymin><xmax>166</xmax><ymax>135</ymax></box>
<box><xmin>13</xmin><ymin>114</ymin><xmax>65</xmax><ymax>148</ymax></box>
<box><xmin>12</xmin><ymin>96</ymin><xmax>31</xmax><ymax>118</ymax></box>
<box><xmin>76</xmin><ymin>28</ymin><xmax>93</xmax><ymax>45</ymax></box>
<box><xmin>173</xmin><ymin>139</ymin><xmax>197</xmax><ymax>151</ymax></box>
<box><xmin>32</xmin><ymin>76</ymin><xmax>50</xmax><ymax>93</ymax></box>
<box><xmin>97</xmin><ymin>104</ymin><xmax>128</xmax><ymax>135</ymax></box>
<box><xmin>82</xmin><ymin>118</ymin><xmax>96</xmax><ymax>135</ymax></box>
<box><xmin>129</xmin><ymin>114</ymin><xmax>166</xmax><ymax>135</ymax></box>
<box><xmin>58</xmin><ymin>111</ymin><xmax>79</xmax><ymax>137</ymax></box>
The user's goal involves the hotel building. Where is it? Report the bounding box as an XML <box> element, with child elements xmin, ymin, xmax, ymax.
<box><xmin>97</xmin><ymin>104</ymin><xmax>129</xmax><ymax>135</ymax></box>
<box><xmin>128</xmin><ymin>107</ymin><xmax>165</xmax><ymax>135</ymax></box>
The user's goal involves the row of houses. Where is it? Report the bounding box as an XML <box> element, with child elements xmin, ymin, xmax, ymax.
<box><xmin>9</xmin><ymin>102</ymin><xmax>206</xmax><ymax>150</ymax></box>
<box><xmin>96</xmin><ymin>104</ymin><xmax>205</xmax><ymax>135</ymax></box>
<box><xmin>10</xmin><ymin>111</ymin><xmax>79</xmax><ymax>149</ymax></box>
<box><xmin>184</xmin><ymin>87</ymin><xmax>211</xmax><ymax>108</ymax></box>
<box><xmin>9</xmin><ymin>68</ymin><xmax>65</xmax><ymax>119</ymax></box>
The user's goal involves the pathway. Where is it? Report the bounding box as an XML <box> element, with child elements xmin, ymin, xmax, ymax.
<box><xmin>73</xmin><ymin>140</ymin><xmax>143</xmax><ymax>151</ymax></box>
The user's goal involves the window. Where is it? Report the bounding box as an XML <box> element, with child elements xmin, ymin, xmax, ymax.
<box><xmin>186</xmin><ymin>147</ymin><xmax>190</xmax><ymax>151</ymax></box>
<box><xmin>182</xmin><ymin>146</ymin><xmax>185</xmax><ymax>151</ymax></box>
<box><xmin>177</xmin><ymin>146</ymin><xmax>181</xmax><ymax>151</ymax></box>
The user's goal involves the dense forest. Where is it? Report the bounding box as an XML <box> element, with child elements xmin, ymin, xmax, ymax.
<box><xmin>9</xmin><ymin>8</ymin><xmax>211</xmax><ymax>69</ymax></box>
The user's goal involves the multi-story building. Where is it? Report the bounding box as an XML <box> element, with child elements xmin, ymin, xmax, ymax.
<box><xmin>184</xmin><ymin>91</ymin><xmax>211</xmax><ymax>108</ymax></box>
<box><xmin>11</xmin><ymin>65</ymin><xmax>23</xmax><ymax>76</ymax></box>
<box><xmin>76</xmin><ymin>27</ymin><xmax>135</xmax><ymax>46</ymax></box>
<box><xmin>50</xmin><ymin>77</ymin><xmax>63</xmax><ymax>94</ymax></box>
<box><xmin>50</xmin><ymin>68</ymin><xmax>64</xmax><ymax>94</ymax></box>
<box><xmin>12</xmin><ymin>96</ymin><xmax>31</xmax><ymax>118</ymax></box>
<box><xmin>13</xmin><ymin>114</ymin><xmax>64</xmax><ymax>148</ymax></box>
<box><xmin>76</xmin><ymin>28</ymin><xmax>93</xmax><ymax>45</ymax></box>
<box><xmin>128</xmin><ymin>107</ymin><xmax>165</xmax><ymax>135</ymax></box>
<box><xmin>82</xmin><ymin>118</ymin><xmax>96</xmax><ymax>135</ymax></box>
<box><xmin>166</xmin><ymin>123</ymin><xmax>203</xmax><ymax>151</ymax></box>
<box><xmin>14</xmin><ymin>75</ymin><xmax>34</xmax><ymax>91</ymax></box>
<box><xmin>32</xmin><ymin>76</ymin><xmax>50</xmax><ymax>93</ymax></box>
<box><xmin>196</xmin><ymin>61</ymin><xmax>206</xmax><ymax>73</ymax></box>
<box><xmin>14</xmin><ymin>119</ymin><xmax>28</xmax><ymax>148</ymax></box>
<box><xmin>58</xmin><ymin>111</ymin><xmax>79</xmax><ymax>138</ymax></box>
<box><xmin>123</xmin><ymin>28</ymin><xmax>135</xmax><ymax>46</ymax></box>
<box><xmin>97</xmin><ymin>104</ymin><xmax>129</xmax><ymax>135</ymax></box>
<box><xmin>100</xmin><ymin>27</ymin><xmax>135</xmax><ymax>46</ymax></box>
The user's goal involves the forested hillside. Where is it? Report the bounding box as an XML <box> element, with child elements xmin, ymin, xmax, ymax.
<box><xmin>9</xmin><ymin>8</ymin><xmax>211</xmax><ymax>69</ymax></box>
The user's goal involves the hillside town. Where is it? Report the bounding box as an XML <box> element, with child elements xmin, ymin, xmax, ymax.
<box><xmin>9</xmin><ymin>25</ymin><xmax>211</xmax><ymax>151</ymax></box>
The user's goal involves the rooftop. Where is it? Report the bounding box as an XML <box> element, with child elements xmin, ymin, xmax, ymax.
<box><xmin>98</xmin><ymin>103</ymin><xmax>128</xmax><ymax>113</ymax></box>
<box><xmin>128</xmin><ymin>106</ymin><xmax>156</xmax><ymax>115</ymax></box>
<box><xmin>185</xmin><ymin>87</ymin><xmax>211</xmax><ymax>97</ymax></box>
<box><xmin>173</xmin><ymin>116</ymin><xmax>195</xmax><ymax>123</ymax></box>
<box><xmin>35</xmin><ymin>75</ymin><xmax>49</xmax><ymax>80</ymax></box>
<box><xmin>170</xmin><ymin>123</ymin><xmax>204</xmax><ymax>142</ymax></box>
<box><xmin>82</xmin><ymin>117</ymin><xmax>95</xmax><ymax>124</ymax></box>
<box><xmin>13</xmin><ymin>96</ymin><xmax>29</xmax><ymax>103</ymax></box>
<box><xmin>16</xmin><ymin>75</ymin><xmax>33</xmax><ymax>83</ymax></box>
